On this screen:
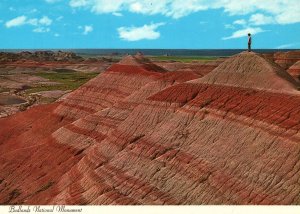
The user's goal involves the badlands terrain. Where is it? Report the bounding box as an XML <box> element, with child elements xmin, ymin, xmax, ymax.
<box><xmin>0</xmin><ymin>50</ymin><xmax>300</xmax><ymax>205</ymax></box>
<box><xmin>0</xmin><ymin>51</ymin><xmax>113</xmax><ymax>117</ymax></box>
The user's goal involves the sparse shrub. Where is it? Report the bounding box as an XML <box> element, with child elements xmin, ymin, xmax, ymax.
<box><xmin>4</xmin><ymin>189</ymin><xmax>21</xmax><ymax>204</ymax></box>
<box><xmin>36</xmin><ymin>181</ymin><xmax>54</xmax><ymax>194</ymax></box>
<box><xmin>19</xmin><ymin>104</ymin><xmax>28</xmax><ymax>111</ymax></box>
<box><xmin>203</xmin><ymin>109</ymin><xmax>209</xmax><ymax>115</ymax></box>
<box><xmin>200</xmin><ymin>99</ymin><xmax>212</xmax><ymax>108</ymax></box>
<box><xmin>175</xmin><ymin>130</ymin><xmax>189</xmax><ymax>139</ymax></box>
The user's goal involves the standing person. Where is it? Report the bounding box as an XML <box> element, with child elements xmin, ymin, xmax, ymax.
<box><xmin>248</xmin><ymin>33</ymin><xmax>252</xmax><ymax>52</ymax></box>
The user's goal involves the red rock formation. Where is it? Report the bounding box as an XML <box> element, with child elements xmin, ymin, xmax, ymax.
<box><xmin>0</xmin><ymin>51</ymin><xmax>112</xmax><ymax>73</ymax></box>
<box><xmin>0</xmin><ymin>52</ymin><xmax>300</xmax><ymax>205</ymax></box>
<box><xmin>261</xmin><ymin>53</ymin><xmax>274</xmax><ymax>62</ymax></box>
<box><xmin>288</xmin><ymin>60</ymin><xmax>300</xmax><ymax>82</ymax></box>
<box><xmin>156</xmin><ymin>61</ymin><xmax>220</xmax><ymax>77</ymax></box>
<box><xmin>274</xmin><ymin>51</ymin><xmax>300</xmax><ymax>70</ymax></box>
<box><xmin>0</xmin><ymin>51</ymin><xmax>83</xmax><ymax>63</ymax></box>
<box><xmin>54</xmin><ymin>55</ymin><xmax>166</xmax><ymax>120</ymax></box>
<box><xmin>0</xmin><ymin>103</ymin><xmax>78</xmax><ymax>204</ymax></box>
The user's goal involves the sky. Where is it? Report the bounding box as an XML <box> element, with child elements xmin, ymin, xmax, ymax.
<box><xmin>0</xmin><ymin>0</ymin><xmax>299</xmax><ymax>49</ymax></box>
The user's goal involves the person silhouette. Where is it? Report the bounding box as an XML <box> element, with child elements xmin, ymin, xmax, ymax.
<box><xmin>248</xmin><ymin>33</ymin><xmax>252</xmax><ymax>52</ymax></box>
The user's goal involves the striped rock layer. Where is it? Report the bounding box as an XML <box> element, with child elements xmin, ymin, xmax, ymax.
<box><xmin>0</xmin><ymin>52</ymin><xmax>300</xmax><ymax>205</ymax></box>
<box><xmin>274</xmin><ymin>51</ymin><xmax>300</xmax><ymax>70</ymax></box>
<box><xmin>288</xmin><ymin>60</ymin><xmax>300</xmax><ymax>82</ymax></box>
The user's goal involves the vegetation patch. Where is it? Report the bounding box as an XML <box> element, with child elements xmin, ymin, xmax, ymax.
<box><xmin>25</xmin><ymin>71</ymin><xmax>98</xmax><ymax>94</ymax></box>
<box><xmin>39</xmin><ymin>97</ymin><xmax>58</xmax><ymax>104</ymax></box>
<box><xmin>4</xmin><ymin>189</ymin><xmax>21</xmax><ymax>204</ymax></box>
<box><xmin>53</xmin><ymin>68</ymin><xmax>76</xmax><ymax>73</ymax></box>
<box><xmin>200</xmin><ymin>99</ymin><xmax>212</xmax><ymax>108</ymax></box>
<box><xmin>36</xmin><ymin>181</ymin><xmax>55</xmax><ymax>194</ymax></box>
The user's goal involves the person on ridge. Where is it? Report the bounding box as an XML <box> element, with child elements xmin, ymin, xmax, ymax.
<box><xmin>248</xmin><ymin>33</ymin><xmax>252</xmax><ymax>52</ymax></box>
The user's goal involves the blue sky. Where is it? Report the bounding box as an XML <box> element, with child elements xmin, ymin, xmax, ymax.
<box><xmin>0</xmin><ymin>0</ymin><xmax>299</xmax><ymax>49</ymax></box>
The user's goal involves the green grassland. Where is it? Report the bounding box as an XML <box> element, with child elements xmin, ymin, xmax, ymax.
<box><xmin>25</xmin><ymin>71</ymin><xmax>99</xmax><ymax>94</ymax></box>
<box><xmin>149</xmin><ymin>56</ymin><xmax>219</xmax><ymax>63</ymax></box>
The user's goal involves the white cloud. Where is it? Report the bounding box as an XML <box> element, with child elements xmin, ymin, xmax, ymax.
<box><xmin>5</xmin><ymin>16</ymin><xmax>27</xmax><ymax>28</ymax></box>
<box><xmin>233</xmin><ymin>19</ymin><xmax>246</xmax><ymax>26</ymax></box>
<box><xmin>276</xmin><ymin>43</ymin><xmax>299</xmax><ymax>49</ymax></box>
<box><xmin>217</xmin><ymin>1</ymin><xmax>286</xmax><ymax>16</ymax></box>
<box><xmin>129</xmin><ymin>2</ymin><xmax>143</xmax><ymax>12</ymax></box>
<box><xmin>39</xmin><ymin>16</ymin><xmax>53</xmax><ymax>26</ymax></box>
<box><xmin>124</xmin><ymin>0</ymin><xmax>207</xmax><ymax>19</ymax></box>
<box><xmin>250</xmin><ymin>13</ymin><xmax>275</xmax><ymax>25</ymax></box>
<box><xmin>113</xmin><ymin>12</ymin><xmax>123</xmax><ymax>17</ymax></box>
<box><xmin>83</xmin><ymin>25</ymin><xmax>93</xmax><ymax>35</ymax></box>
<box><xmin>54</xmin><ymin>33</ymin><xmax>60</xmax><ymax>37</ymax></box>
<box><xmin>5</xmin><ymin>15</ymin><xmax>53</xmax><ymax>32</ymax></box>
<box><xmin>217</xmin><ymin>0</ymin><xmax>300</xmax><ymax>25</ymax></box>
<box><xmin>91</xmin><ymin>0</ymin><xmax>124</xmax><ymax>14</ymax></box>
<box><xmin>27</xmin><ymin>18</ymin><xmax>38</xmax><ymax>26</ymax></box>
<box><xmin>118</xmin><ymin>22</ymin><xmax>165</xmax><ymax>41</ymax></box>
<box><xmin>164</xmin><ymin>0</ymin><xmax>208</xmax><ymax>19</ymax></box>
<box><xmin>275</xmin><ymin>6</ymin><xmax>300</xmax><ymax>24</ymax></box>
<box><xmin>33</xmin><ymin>27</ymin><xmax>50</xmax><ymax>33</ymax></box>
<box><xmin>70</xmin><ymin>0</ymin><xmax>88</xmax><ymax>7</ymax></box>
<box><xmin>69</xmin><ymin>0</ymin><xmax>208</xmax><ymax>18</ymax></box>
<box><xmin>222</xmin><ymin>27</ymin><xmax>265</xmax><ymax>40</ymax></box>
<box><xmin>67</xmin><ymin>0</ymin><xmax>300</xmax><ymax>24</ymax></box>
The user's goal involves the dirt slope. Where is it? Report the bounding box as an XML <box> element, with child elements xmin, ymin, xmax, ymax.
<box><xmin>191</xmin><ymin>51</ymin><xmax>299</xmax><ymax>94</ymax></box>
<box><xmin>0</xmin><ymin>53</ymin><xmax>300</xmax><ymax>205</ymax></box>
